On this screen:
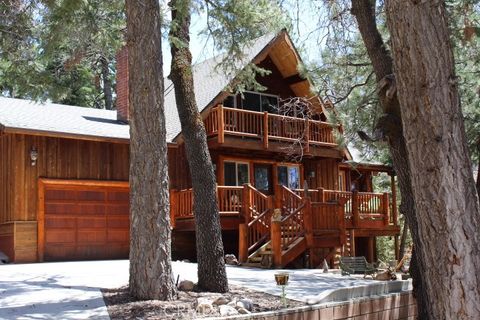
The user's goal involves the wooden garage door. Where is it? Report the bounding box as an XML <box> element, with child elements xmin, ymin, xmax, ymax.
<box><xmin>38</xmin><ymin>179</ymin><xmax>129</xmax><ymax>261</ymax></box>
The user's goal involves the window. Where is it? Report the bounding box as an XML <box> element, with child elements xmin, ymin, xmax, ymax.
<box><xmin>338</xmin><ymin>171</ymin><xmax>346</xmax><ymax>191</ymax></box>
<box><xmin>277</xmin><ymin>165</ymin><xmax>300</xmax><ymax>190</ymax></box>
<box><xmin>241</xmin><ymin>92</ymin><xmax>279</xmax><ymax>113</ymax></box>
<box><xmin>223</xmin><ymin>95</ymin><xmax>236</xmax><ymax>108</ymax></box>
<box><xmin>224</xmin><ymin>161</ymin><xmax>249</xmax><ymax>186</ymax></box>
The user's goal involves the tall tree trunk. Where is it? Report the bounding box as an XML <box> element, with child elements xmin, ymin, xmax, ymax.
<box><xmin>168</xmin><ymin>0</ymin><xmax>228</xmax><ymax>293</ymax></box>
<box><xmin>477</xmin><ymin>142</ymin><xmax>480</xmax><ymax>200</ymax></box>
<box><xmin>100</xmin><ymin>56</ymin><xmax>113</xmax><ymax>110</ymax></box>
<box><xmin>398</xmin><ymin>218</ymin><xmax>408</xmax><ymax>260</ymax></box>
<box><xmin>350</xmin><ymin>1</ymin><xmax>429</xmax><ymax>318</ymax></box>
<box><xmin>385</xmin><ymin>1</ymin><xmax>480</xmax><ymax>318</ymax></box>
<box><xmin>126</xmin><ymin>0</ymin><xmax>176</xmax><ymax>300</ymax></box>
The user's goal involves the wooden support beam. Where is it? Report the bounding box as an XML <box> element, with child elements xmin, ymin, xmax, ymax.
<box><xmin>271</xmin><ymin>221</ymin><xmax>282</xmax><ymax>268</ymax></box>
<box><xmin>304</xmin><ymin>198</ymin><xmax>313</xmax><ymax>247</ymax></box>
<box><xmin>352</xmin><ymin>190</ymin><xmax>360</xmax><ymax>228</ymax></box>
<box><xmin>367</xmin><ymin>236</ymin><xmax>375</xmax><ymax>263</ymax></box>
<box><xmin>383</xmin><ymin>192</ymin><xmax>390</xmax><ymax>226</ymax></box>
<box><xmin>394</xmin><ymin>235</ymin><xmax>399</xmax><ymax>261</ymax></box>
<box><xmin>263</xmin><ymin>111</ymin><xmax>269</xmax><ymax>149</ymax></box>
<box><xmin>238</xmin><ymin>223</ymin><xmax>248</xmax><ymax>263</ymax></box>
<box><xmin>305</xmin><ymin>119</ymin><xmax>310</xmax><ymax>154</ymax></box>
<box><xmin>217</xmin><ymin>104</ymin><xmax>224</xmax><ymax>144</ymax></box>
<box><xmin>391</xmin><ymin>174</ymin><xmax>398</xmax><ymax>226</ymax></box>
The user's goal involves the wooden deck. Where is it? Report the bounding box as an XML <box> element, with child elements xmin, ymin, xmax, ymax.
<box><xmin>170</xmin><ymin>184</ymin><xmax>399</xmax><ymax>268</ymax></box>
<box><xmin>203</xmin><ymin>105</ymin><xmax>338</xmax><ymax>153</ymax></box>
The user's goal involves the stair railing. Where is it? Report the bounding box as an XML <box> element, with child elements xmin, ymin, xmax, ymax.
<box><xmin>238</xmin><ymin>184</ymin><xmax>272</xmax><ymax>262</ymax></box>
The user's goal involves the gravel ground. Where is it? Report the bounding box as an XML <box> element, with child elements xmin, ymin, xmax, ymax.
<box><xmin>102</xmin><ymin>285</ymin><xmax>305</xmax><ymax>320</ymax></box>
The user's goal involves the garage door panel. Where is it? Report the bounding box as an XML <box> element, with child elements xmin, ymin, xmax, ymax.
<box><xmin>45</xmin><ymin>203</ymin><xmax>79</xmax><ymax>215</ymax></box>
<box><xmin>106</xmin><ymin>204</ymin><xmax>129</xmax><ymax>215</ymax></box>
<box><xmin>77</xmin><ymin>191</ymin><xmax>105</xmax><ymax>201</ymax></box>
<box><xmin>45</xmin><ymin>189</ymin><xmax>78</xmax><ymax>201</ymax></box>
<box><xmin>45</xmin><ymin>230</ymin><xmax>76</xmax><ymax>244</ymax></box>
<box><xmin>45</xmin><ymin>216</ymin><xmax>76</xmax><ymax>229</ymax></box>
<box><xmin>107</xmin><ymin>230</ymin><xmax>129</xmax><ymax>242</ymax></box>
<box><xmin>77</xmin><ymin>217</ymin><xmax>106</xmax><ymax>228</ymax></box>
<box><xmin>41</xmin><ymin>180</ymin><xmax>129</xmax><ymax>261</ymax></box>
<box><xmin>77</xmin><ymin>231</ymin><xmax>106</xmax><ymax>243</ymax></box>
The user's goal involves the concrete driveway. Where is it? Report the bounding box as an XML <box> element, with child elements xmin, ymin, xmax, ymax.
<box><xmin>0</xmin><ymin>260</ymin><xmax>411</xmax><ymax>319</ymax></box>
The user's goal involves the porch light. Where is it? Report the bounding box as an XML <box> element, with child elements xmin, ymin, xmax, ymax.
<box><xmin>30</xmin><ymin>148</ymin><xmax>38</xmax><ymax>166</ymax></box>
<box><xmin>274</xmin><ymin>272</ymin><xmax>289</xmax><ymax>307</ymax></box>
<box><xmin>308</xmin><ymin>170</ymin><xmax>315</xmax><ymax>178</ymax></box>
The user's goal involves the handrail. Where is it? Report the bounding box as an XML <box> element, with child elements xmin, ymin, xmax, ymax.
<box><xmin>204</xmin><ymin>105</ymin><xmax>338</xmax><ymax>148</ymax></box>
<box><xmin>243</xmin><ymin>184</ymin><xmax>272</xmax><ymax>257</ymax></box>
<box><xmin>281</xmin><ymin>202</ymin><xmax>306</xmax><ymax>223</ymax></box>
<box><xmin>248</xmin><ymin>208</ymin><xmax>271</xmax><ymax>227</ymax></box>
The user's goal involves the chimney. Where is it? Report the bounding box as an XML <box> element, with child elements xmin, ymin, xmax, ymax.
<box><xmin>116</xmin><ymin>46</ymin><xmax>129</xmax><ymax>123</ymax></box>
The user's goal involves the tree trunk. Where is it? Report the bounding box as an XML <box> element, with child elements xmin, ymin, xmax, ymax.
<box><xmin>168</xmin><ymin>0</ymin><xmax>228</xmax><ymax>293</ymax></box>
<box><xmin>350</xmin><ymin>1</ymin><xmax>429</xmax><ymax>318</ymax></box>
<box><xmin>477</xmin><ymin>143</ymin><xmax>480</xmax><ymax>200</ymax></box>
<box><xmin>100</xmin><ymin>56</ymin><xmax>113</xmax><ymax>110</ymax></box>
<box><xmin>126</xmin><ymin>0</ymin><xmax>176</xmax><ymax>300</ymax></box>
<box><xmin>398</xmin><ymin>218</ymin><xmax>408</xmax><ymax>260</ymax></box>
<box><xmin>385</xmin><ymin>1</ymin><xmax>480</xmax><ymax>318</ymax></box>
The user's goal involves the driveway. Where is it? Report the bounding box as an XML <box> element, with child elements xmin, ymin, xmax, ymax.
<box><xmin>0</xmin><ymin>260</ymin><xmax>411</xmax><ymax>319</ymax></box>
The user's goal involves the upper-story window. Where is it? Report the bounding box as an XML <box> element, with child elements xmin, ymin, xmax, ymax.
<box><xmin>223</xmin><ymin>92</ymin><xmax>279</xmax><ymax>113</ymax></box>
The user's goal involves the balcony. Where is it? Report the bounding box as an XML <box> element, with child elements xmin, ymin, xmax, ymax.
<box><xmin>204</xmin><ymin>105</ymin><xmax>338</xmax><ymax>153</ymax></box>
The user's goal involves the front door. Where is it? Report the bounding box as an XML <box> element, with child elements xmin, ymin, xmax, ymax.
<box><xmin>254</xmin><ymin>164</ymin><xmax>273</xmax><ymax>195</ymax></box>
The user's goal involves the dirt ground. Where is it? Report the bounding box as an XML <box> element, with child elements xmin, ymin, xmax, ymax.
<box><xmin>102</xmin><ymin>285</ymin><xmax>305</xmax><ymax>319</ymax></box>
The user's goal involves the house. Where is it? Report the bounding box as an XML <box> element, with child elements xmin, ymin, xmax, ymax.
<box><xmin>0</xmin><ymin>30</ymin><xmax>400</xmax><ymax>266</ymax></box>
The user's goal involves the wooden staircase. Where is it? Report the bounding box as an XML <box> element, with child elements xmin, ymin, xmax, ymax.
<box><xmin>238</xmin><ymin>184</ymin><xmax>348</xmax><ymax>269</ymax></box>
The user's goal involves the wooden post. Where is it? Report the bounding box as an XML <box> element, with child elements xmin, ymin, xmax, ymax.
<box><xmin>274</xmin><ymin>184</ymin><xmax>282</xmax><ymax>209</ymax></box>
<box><xmin>350</xmin><ymin>229</ymin><xmax>356</xmax><ymax>257</ymax></box>
<box><xmin>271</xmin><ymin>221</ymin><xmax>282</xmax><ymax>268</ymax></box>
<box><xmin>318</xmin><ymin>187</ymin><xmax>325</xmax><ymax>202</ymax></box>
<box><xmin>352</xmin><ymin>190</ymin><xmax>359</xmax><ymax>228</ymax></box>
<box><xmin>263</xmin><ymin>111</ymin><xmax>269</xmax><ymax>149</ymax></box>
<box><xmin>390</xmin><ymin>174</ymin><xmax>398</xmax><ymax>226</ymax></box>
<box><xmin>304</xmin><ymin>198</ymin><xmax>313</xmax><ymax>247</ymax></box>
<box><xmin>238</xmin><ymin>223</ymin><xmax>248</xmax><ymax>263</ymax></box>
<box><xmin>169</xmin><ymin>189</ymin><xmax>177</xmax><ymax>229</ymax></box>
<box><xmin>217</xmin><ymin>104</ymin><xmax>225</xmax><ymax>144</ymax></box>
<box><xmin>383</xmin><ymin>192</ymin><xmax>390</xmax><ymax>226</ymax></box>
<box><xmin>305</xmin><ymin>118</ymin><xmax>310</xmax><ymax>154</ymax></box>
<box><xmin>394</xmin><ymin>235</ymin><xmax>400</xmax><ymax>261</ymax></box>
<box><xmin>367</xmin><ymin>236</ymin><xmax>375</xmax><ymax>263</ymax></box>
<box><xmin>338</xmin><ymin>198</ymin><xmax>347</xmax><ymax>245</ymax></box>
<box><xmin>242</xmin><ymin>184</ymin><xmax>251</xmax><ymax>224</ymax></box>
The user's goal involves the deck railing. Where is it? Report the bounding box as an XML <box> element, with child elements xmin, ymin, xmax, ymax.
<box><xmin>294</xmin><ymin>188</ymin><xmax>395</xmax><ymax>228</ymax></box>
<box><xmin>204</xmin><ymin>105</ymin><xmax>338</xmax><ymax>149</ymax></box>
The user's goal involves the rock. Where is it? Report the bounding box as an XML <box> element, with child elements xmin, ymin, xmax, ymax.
<box><xmin>178</xmin><ymin>280</ymin><xmax>195</xmax><ymax>291</ymax></box>
<box><xmin>0</xmin><ymin>251</ymin><xmax>9</xmax><ymax>264</ymax></box>
<box><xmin>213</xmin><ymin>296</ymin><xmax>230</xmax><ymax>306</ymax></box>
<box><xmin>219</xmin><ymin>305</ymin><xmax>239</xmax><ymax>316</ymax></box>
<box><xmin>322</xmin><ymin>259</ymin><xmax>329</xmax><ymax>273</ymax></box>
<box><xmin>236</xmin><ymin>298</ymin><xmax>253</xmax><ymax>311</ymax></box>
<box><xmin>225</xmin><ymin>254</ymin><xmax>238</xmax><ymax>265</ymax></box>
<box><xmin>237</xmin><ymin>307</ymin><xmax>250</xmax><ymax>314</ymax></box>
<box><xmin>196</xmin><ymin>298</ymin><xmax>214</xmax><ymax>314</ymax></box>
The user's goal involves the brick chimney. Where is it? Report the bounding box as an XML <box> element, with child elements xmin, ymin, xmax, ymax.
<box><xmin>116</xmin><ymin>46</ymin><xmax>129</xmax><ymax>123</ymax></box>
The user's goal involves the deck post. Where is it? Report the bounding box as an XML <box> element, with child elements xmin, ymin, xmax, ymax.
<box><xmin>274</xmin><ymin>184</ymin><xmax>282</xmax><ymax>209</ymax></box>
<box><xmin>367</xmin><ymin>236</ymin><xmax>375</xmax><ymax>263</ymax></box>
<box><xmin>169</xmin><ymin>189</ymin><xmax>177</xmax><ymax>229</ymax></box>
<box><xmin>318</xmin><ymin>187</ymin><xmax>325</xmax><ymax>202</ymax></box>
<box><xmin>352</xmin><ymin>190</ymin><xmax>359</xmax><ymax>228</ymax></box>
<box><xmin>242</xmin><ymin>184</ymin><xmax>251</xmax><ymax>224</ymax></box>
<box><xmin>305</xmin><ymin>118</ymin><xmax>310</xmax><ymax>154</ymax></box>
<box><xmin>303</xmin><ymin>198</ymin><xmax>313</xmax><ymax>247</ymax></box>
<box><xmin>338</xmin><ymin>198</ymin><xmax>347</xmax><ymax>245</ymax></box>
<box><xmin>217</xmin><ymin>104</ymin><xmax>225</xmax><ymax>144</ymax></box>
<box><xmin>238</xmin><ymin>223</ymin><xmax>248</xmax><ymax>263</ymax></box>
<box><xmin>271</xmin><ymin>221</ymin><xmax>282</xmax><ymax>268</ymax></box>
<box><xmin>383</xmin><ymin>192</ymin><xmax>390</xmax><ymax>226</ymax></box>
<box><xmin>350</xmin><ymin>229</ymin><xmax>356</xmax><ymax>257</ymax></box>
<box><xmin>390</xmin><ymin>174</ymin><xmax>398</xmax><ymax>226</ymax></box>
<box><xmin>263</xmin><ymin>111</ymin><xmax>269</xmax><ymax>149</ymax></box>
<box><xmin>394</xmin><ymin>235</ymin><xmax>400</xmax><ymax>261</ymax></box>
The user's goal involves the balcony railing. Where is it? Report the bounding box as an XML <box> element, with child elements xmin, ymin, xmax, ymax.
<box><xmin>204</xmin><ymin>105</ymin><xmax>338</xmax><ymax>150</ymax></box>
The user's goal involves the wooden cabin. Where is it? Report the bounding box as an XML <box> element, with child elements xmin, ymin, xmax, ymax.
<box><xmin>0</xmin><ymin>30</ymin><xmax>399</xmax><ymax>266</ymax></box>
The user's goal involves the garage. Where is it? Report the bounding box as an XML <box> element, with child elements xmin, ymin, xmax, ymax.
<box><xmin>38</xmin><ymin>179</ymin><xmax>130</xmax><ymax>261</ymax></box>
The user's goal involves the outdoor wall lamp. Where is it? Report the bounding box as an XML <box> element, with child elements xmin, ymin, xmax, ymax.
<box><xmin>308</xmin><ymin>171</ymin><xmax>315</xmax><ymax>178</ymax></box>
<box><xmin>30</xmin><ymin>148</ymin><xmax>38</xmax><ymax>166</ymax></box>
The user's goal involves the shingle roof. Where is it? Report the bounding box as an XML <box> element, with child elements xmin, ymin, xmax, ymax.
<box><xmin>0</xmin><ymin>32</ymin><xmax>278</xmax><ymax>143</ymax></box>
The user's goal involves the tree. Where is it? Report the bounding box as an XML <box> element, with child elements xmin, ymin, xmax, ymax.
<box><xmin>126</xmin><ymin>0</ymin><xmax>176</xmax><ymax>300</ymax></box>
<box><xmin>168</xmin><ymin>0</ymin><xmax>229</xmax><ymax>293</ymax></box>
<box><xmin>385</xmin><ymin>0</ymin><xmax>480</xmax><ymax>317</ymax></box>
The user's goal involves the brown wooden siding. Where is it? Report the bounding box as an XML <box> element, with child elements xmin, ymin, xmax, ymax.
<box><xmin>304</xmin><ymin>158</ymin><xmax>340</xmax><ymax>190</ymax></box>
<box><xmin>0</xmin><ymin>133</ymin><xmax>130</xmax><ymax>224</ymax></box>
